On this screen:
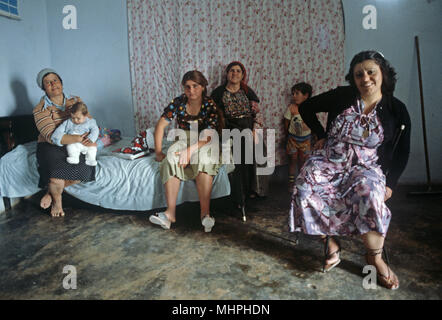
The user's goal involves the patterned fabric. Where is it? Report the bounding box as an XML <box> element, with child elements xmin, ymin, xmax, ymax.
<box><xmin>284</xmin><ymin>106</ymin><xmax>311</xmax><ymax>138</ymax></box>
<box><xmin>127</xmin><ymin>0</ymin><xmax>345</xmax><ymax>166</ymax></box>
<box><xmin>161</xmin><ymin>95</ymin><xmax>219</xmax><ymax>132</ymax></box>
<box><xmin>115</xmin><ymin>129</ymin><xmax>153</xmax><ymax>154</ymax></box>
<box><xmin>96</xmin><ymin>128</ymin><xmax>122</xmax><ymax>149</ymax></box>
<box><xmin>222</xmin><ymin>89</ymin><xmax>254</xmax><ymax>119</ymax></box>
<box><xmin>33</xmin><ymin>98</ymin><xmax>71</xmax><ymax>143</ymax></box>
<box><xmin>289</xmin><ymin>100</ymin><xmax>391</xmax><ymax>236</ymax></box>
<box><xmin>36</xmin><ymin>142</ymin><xmax>95</xmax><ymax>188</ymax></box>
<box><xmin>286</xmin><ymin>135</ymin><xmax>311</xmax><ymax>156</ymax></box>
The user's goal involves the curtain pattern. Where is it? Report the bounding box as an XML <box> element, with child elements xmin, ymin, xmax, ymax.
<box><xmin>127</xmin><ymin>0</ymin><xmax>345</xmax><ymax>165</ymax></box>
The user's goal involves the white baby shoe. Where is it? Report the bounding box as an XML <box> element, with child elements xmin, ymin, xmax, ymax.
<box><xmin>85</xmin><ymin>160</ymin><xmax>97</xmax><ymax>166</ymax></box>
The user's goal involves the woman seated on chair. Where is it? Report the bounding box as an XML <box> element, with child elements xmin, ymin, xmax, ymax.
<box><xmin>33</xmin><ymin>68</ymin><xmax>96</xmax><ymax>217</ymax></box>
<box><xmin>211</xmin><ymin>61</ymin><xmax>268</xmax><ymax>216</ymax></box>
<box><xmin>150</xmin><ymin>70</ymin><xmax>223</xmax><ymax>233</ymax></box>
<box><xmin>289</xmin><ymin>51</ymin><xmax>411</xmax><ymax>290</ymax></box>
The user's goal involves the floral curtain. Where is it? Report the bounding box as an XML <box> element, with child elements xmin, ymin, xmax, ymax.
<box><xmin>127</xmin><ymin>0</ymin><xmax>345</xmax><ymax>165</ymax></box>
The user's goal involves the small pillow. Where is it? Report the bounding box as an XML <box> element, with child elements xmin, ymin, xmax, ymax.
<box><xmin>97</xmin><ymin>128</ymin><xmax>121</xmax><ymax>150</ymax></box>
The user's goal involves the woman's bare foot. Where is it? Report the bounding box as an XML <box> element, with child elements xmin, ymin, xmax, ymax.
<box><xmin>40</xmin><ymin>193</ymin><xmax>52</xmax><ymax>209</ymax></box>
<box><xmin>366</xmin><ymin>253</ymin><xmax>399</xmax><ymax>290</ymax></box>
<box><xmin>164</xmin><ymin>211</ymin><xmax>176</xmax><ymax>223</ymax></box>
<box><xmin>50</xmin><ymin>202</ymin><xmax>65</xmax><ymax>217</ymax></box>
<box><xmin>325</xmin><ymin>238</ymin><xmax>340</xmax><ymax>266</ymax></box>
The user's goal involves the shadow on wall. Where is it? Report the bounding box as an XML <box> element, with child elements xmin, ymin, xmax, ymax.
<box><xmin>10</xmin><ymin>79</ymin><xmax>34</xmax><ymax>115</ymax></box>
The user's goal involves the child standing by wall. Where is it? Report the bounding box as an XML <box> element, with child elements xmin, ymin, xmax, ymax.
<box><xmin>284</xmin><ymin>82</ymin><xmax>312</xmax><ymax>192</ymax></box>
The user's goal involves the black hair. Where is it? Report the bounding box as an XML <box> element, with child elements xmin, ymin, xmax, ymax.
<box><xmin>345</xmin><ymin>50</ymin><xmax>397</xmax><ymax>95</ymax></box>
<box><xmin>291</xmin><ymin>82</ymin><xmax>312</xmax><ymax>98</ymax></box>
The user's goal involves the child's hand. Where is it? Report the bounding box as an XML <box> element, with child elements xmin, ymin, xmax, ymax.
<box><xmin>313</xmin><ymin>138</ymin><xmax>326</xmax><ymax>150</ymax></box>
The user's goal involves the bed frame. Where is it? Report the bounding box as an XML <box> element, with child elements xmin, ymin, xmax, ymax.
<box><xmin>0</xmin><ymin>114</ymin><xmax>39</xmax><ymax>210</ymax></box>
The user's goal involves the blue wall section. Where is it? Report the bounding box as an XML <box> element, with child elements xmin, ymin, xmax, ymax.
<box><xmin>45</xmin><ymin>0</ymin><xmax>135</xmax><ymax>137</ymax></box>
<box><xmin>342</xmin><ymin>0</ymin><xmax>442</xmax><ymax>184</ymax></box>
<box><xmin>0</xmin><ymin>0</ymin><xmax>52</xmax><ymax>116</ymax></box>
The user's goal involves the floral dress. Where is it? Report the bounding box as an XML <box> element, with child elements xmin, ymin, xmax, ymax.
<box><xmin>289</xmin><ymin>100</ymin><xmax>391</xmax><ymax>236</ymax></box>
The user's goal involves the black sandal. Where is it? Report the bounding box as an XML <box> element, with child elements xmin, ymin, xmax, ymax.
<box><xmin>322</xmin><ymin>236</ymin><xmax>341</xmax><ymax>273</ymax></box>
<box><xmin>365</xmin><ymin>247</ymin><xmax>399</xmax><ymax>290</ymax></box>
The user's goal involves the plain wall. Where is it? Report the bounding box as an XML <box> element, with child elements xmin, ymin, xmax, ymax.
<box><xmin>45</xmin><ymin>0</ymin><xmax>135</xmax><ymax>136</ymax></box>
<box><xmin>0</xmin><ymin>0</ymin><xmax>52</xmax><ymax>116</ymax></box>
<box><xmin>342</xmin><ymin>0</ymin><xmax>442</xmax><ymax>184</ymax></box>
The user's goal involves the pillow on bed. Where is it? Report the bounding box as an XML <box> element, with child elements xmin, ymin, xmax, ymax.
<box><xmin>96</xmin><ymin>128</ymin><xmax>122</xmax><ymax>150</ymax></box>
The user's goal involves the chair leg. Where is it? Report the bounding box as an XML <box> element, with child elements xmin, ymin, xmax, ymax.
<box><xmin>383</xmin><ymin>245</ymin><xmax>390</xmax><ymax>265</ymax></box>
<box><xmin>241</xmin><ymin>205</ymin><xmax>246</xmax><ymax>222</ymax></box>
<box><xmin>3</xmin><ymin>197</ymin><xmax>11</xmax><ymax>211</ymax></box>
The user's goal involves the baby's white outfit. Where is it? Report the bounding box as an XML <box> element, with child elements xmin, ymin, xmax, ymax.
<box><xmin>52</xmin><ymin>118</ymin><xmax>99</xmax><ymax>166</ymax></box>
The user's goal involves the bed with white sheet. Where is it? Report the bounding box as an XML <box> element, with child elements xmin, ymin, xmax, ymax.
<box><xmin>0</xmin><ymin>137</ymin><xmax>234</xmax><ymax>211</ymax></box>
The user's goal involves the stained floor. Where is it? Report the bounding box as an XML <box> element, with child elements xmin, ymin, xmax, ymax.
<box><xmin>0</xmin><ymin>169</ymin><xmax>441</xmax><ymax>300</ymax></box>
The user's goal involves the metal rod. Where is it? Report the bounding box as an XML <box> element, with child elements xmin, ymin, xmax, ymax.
<box><xmin>415</xmin><ymin>36</ymin><xmax>432</xmax><ymax>191</ymax></box>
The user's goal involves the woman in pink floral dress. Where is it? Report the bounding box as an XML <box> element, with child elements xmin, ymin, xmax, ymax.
<box><xmin>289</xmin><ymin>51</ymin><xmax>411</xmax><ymax>290</ymax></box>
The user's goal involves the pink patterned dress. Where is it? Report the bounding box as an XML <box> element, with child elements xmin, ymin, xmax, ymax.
<box><xmin>289</xmin><ymin>100</ymin><xmax>391</xmax><ymax>236</ymax></box>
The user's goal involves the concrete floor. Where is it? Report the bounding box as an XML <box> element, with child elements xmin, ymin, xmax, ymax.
<box><xmin>0</xmin><ymin>172</ymin><xmax>441</xmax><ymax>300</ymax></box>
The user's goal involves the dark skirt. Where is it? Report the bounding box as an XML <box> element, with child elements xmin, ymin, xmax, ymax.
<box><xmin>36</xmin><ymin>142</ymin><xmax>96</xmax><ymax>188</ymax></box>
<box><xmin>227</xmin><ymin>117</ymin><xmax>258</xmax><ymax>205</ymax></box>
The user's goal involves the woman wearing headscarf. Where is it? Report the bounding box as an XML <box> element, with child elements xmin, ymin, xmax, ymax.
<box><xmin>211</xmin><ymin>61</ymin><xmax>268</xmax><ymax>220</ymax></box>
<box><xmin>33</xmin><ymin>68</ymin><xmax>96</xmax><ymax>217</ymax></box>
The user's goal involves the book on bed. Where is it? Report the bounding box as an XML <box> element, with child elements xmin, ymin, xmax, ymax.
<box><xmin>112</xmin><ymin>149</ymin><xmax>150</xmax><ymax>160</ymax></box>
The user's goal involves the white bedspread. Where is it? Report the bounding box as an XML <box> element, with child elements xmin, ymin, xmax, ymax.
<box><xmin>0</xmin><ymin>139</ymin><xmax>233</xmax><ymax>211</ymax></box>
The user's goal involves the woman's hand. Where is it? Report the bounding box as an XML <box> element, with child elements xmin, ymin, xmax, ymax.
<box><xmin>176</xmin><ymin>147</ymin><xmax>192</xmax><ymax>167</ymax></box>
<box><xmin>155</xmin><ymin>151</ymin><xmax>166</xmax><ymax>162</ymax></box>
<box><xmin>313</xmin><ymin>138</ymin><xmax>326</xmax><ymax>150</ymax></box>
<box><xmin>71</xmin><ymin>134</ymin><xmax>84</xmax><ymax>143</ymax></box>
<box><xmin>66</xmin><ymin>96</ymin><xmax>81</xmax><ymax>108</ymax></box>
<box><xmin>79</xmin><ymin>132</ymin><xmax>96</xmax><ymax>147</ymax></box>
<box><xmin>384</xmin><ymin>187</ymin><xmax>393</xmax><ymax>201</ymax></box>
<box><xmin>251</xmin><ymin>101</ymin><xmax>260</xmax><ymax>114</ymax></box>
<box><xmin>253</xmin><ymin>129</ymin><xmax>260</xmax><ymax>145</ymax></box>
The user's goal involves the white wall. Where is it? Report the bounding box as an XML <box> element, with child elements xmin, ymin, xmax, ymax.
<box><xmin>0</xmin><ymin>0</ymin><xmax>52</xmax><ymax>116</ymax></box>
<box><xmin>45</xmin><ymin>0</ymin><xmax>135</xmax><ymax>137</ymax></box>
<box><xmin>342</xmin><ymin>0</ymin><xmax>442</xmax><ymax>184</ymax></box>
